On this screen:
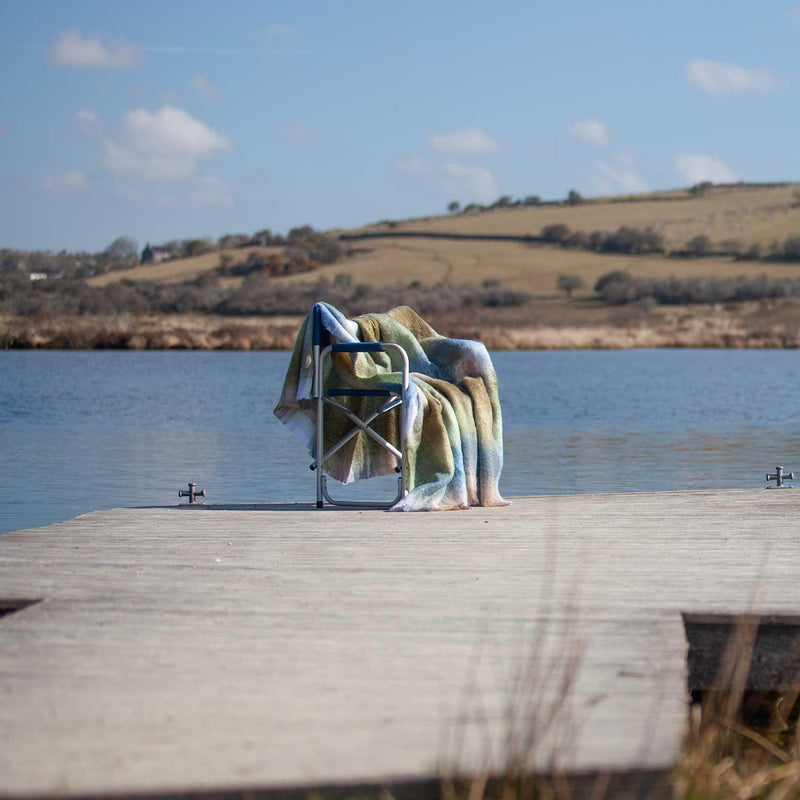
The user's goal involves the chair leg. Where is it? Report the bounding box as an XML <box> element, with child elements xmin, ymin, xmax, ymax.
<box><xmin>313</xmin><ymin>340</ymin><xmax>409</xmax><ymax>508</ymax></box>
<box><xmin>314</xmin><ymin>344</ymin><xmax>324</xmax><ymax>509</ymax></box>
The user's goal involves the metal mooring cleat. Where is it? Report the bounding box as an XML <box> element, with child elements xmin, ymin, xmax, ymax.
<box><xmin>766</xmin><ymin>466</ymin><xmax>794</xmax><ymax>489</ymax></box>
<box><xmin>178</xmin><ymin>483</ymin><xmax>206</xmax><ymax>504</ymax></box>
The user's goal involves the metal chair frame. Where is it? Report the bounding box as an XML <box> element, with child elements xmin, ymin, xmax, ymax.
<box><xmin>311</xmin><ymin>316</ymin><xmax>409</xmax><ymax>509</ymax></box>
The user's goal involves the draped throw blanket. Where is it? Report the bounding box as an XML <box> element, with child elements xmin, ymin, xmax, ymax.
<box><xmin>274</xmin><ymin>303</ymin><xmax>509</xmax><ymax>511</ymax></box>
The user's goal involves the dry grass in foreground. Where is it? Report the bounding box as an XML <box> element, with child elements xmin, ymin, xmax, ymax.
<box><xmin>674</xmin><ymin>618</ymin><xmax>800</xmax><ymax>800</ymax></box>
<box><xmin>674</xmin><ymin>696</ymin><xmax>800</xmax><ymax>800</ymax></box>
<box><xmin>439</xmin><ymin>619</ymin><xmax>800</xmax><ymax>800</ymax></box>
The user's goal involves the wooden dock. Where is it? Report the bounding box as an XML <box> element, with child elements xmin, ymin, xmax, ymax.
<box><xmin>1</xmin><ymin>489</ymin><xmax>800</xmax><ymax>798</ymax></box>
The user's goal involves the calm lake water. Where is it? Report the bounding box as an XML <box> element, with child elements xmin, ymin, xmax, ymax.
<box><xmin>1</xmin><ymin>349</ymin><xmax>798</xmax><ymax>534</ymax></box>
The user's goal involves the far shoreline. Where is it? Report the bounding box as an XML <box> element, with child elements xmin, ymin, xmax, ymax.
<box><xmin>3</xmin><ymin>307</ymin><xmax>800</xmax><ymax>351</ymax></box>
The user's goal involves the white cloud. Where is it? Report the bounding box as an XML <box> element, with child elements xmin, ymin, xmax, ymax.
<box><xmin>428</xmin><ymin>128</ymin><xmax>499</xmax><ymax>154</ymax></box>
<box><xmin>44</xmin><ymin>172</ymin><xmax>88</xmax><ymax>196</ymax></box>
<box><xmin>596</xmin><ymin>162</ymin><xmax>649</xmax><ymax>194</ymax></box>
<box><xmin>75</xmin><ymin>109</ymin><xmax>101</xmax><ymax>134</ymax></box>
<box><xmin>568</xmin><ymin>118</ymin><xmax>609</xmax><ymax>147</ymax></box>
<box><xmin>117</xmin><ymin>176</ymin><xmax>234</xmax><ymax>209</ymax></box>
<box><xmin>157</xmin><ymin>176</ymin><xmax>234</xmax><ymax>208</ymax></box>
<box><xmin>266</xmin><ymin>22</ymin><xmax>296</xmax><ymax>37</ymax></box>
<box><xmin>191</xmin><ymin>75</ymin><xmax>221</xmax><ymax>99</ymax></box>
<box><xmin>395</xmin><ymin>157</ymin><xmax>499</xmax><ymax>203</ymax></box>
<box><xmin>145</xmin><ymin>45</ymin><xmax>243</xmax><ymax>55</ymax></box>
<box><xmin>394</xmin><ymin>155</ymin><xmax>435</xmax><ymax>177</ymax></box>
<box><xmin>283</xmin><ymin>120</ymin><xmax>319</xmax><ymax>141</ymax></box>
<box><xmin>98</xmin><ymin>106</ymin><xmax>230</xmax><ymax>183</ymax></box>
<box><xmin>442</xmin><ymin>163</ymin><xmax>499</xmax><ymax>204</ymax></box>
<box><xmin>685</xmin><ymin>59</ymin><xmax>776</xmax><ymax>93</ymax></box>
<box><xmin>48</xmin><ymin>28</ymin><xmax>140</xmax><ymax>68</ymax></box>
<box><xmin>676</xmin><ymin>153</ymin><xmax>737</xmax><ymax>185</ymax></box>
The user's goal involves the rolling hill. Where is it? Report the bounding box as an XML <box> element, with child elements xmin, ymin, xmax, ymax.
<box><xmin>87</xmin><ymin>183</ymin><xmax>800</xmax><ymax>300</ymax></box>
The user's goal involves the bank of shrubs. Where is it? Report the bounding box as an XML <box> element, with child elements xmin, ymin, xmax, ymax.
<box><xmin>1</xmin><ymin>226</ymin><xmax>346</xmax><ymax>282</ymax></box>
<box><xmin>0</xmin><ymin>271</ymin><xmax>530</xmax><ymax>319</ymax></box>
<box><xmin>593</xmin><ymin>269</ymin><xmax>800</xmax><ymax>305</ymax></box>
<box><xmin>0</xmin><ymin>236</ymin><xmax>139</xmax><ymax>280</ymax></box>
<box><xmin>538</xmin><ymin>222</ymin><xmax>800</xmax><ymax>264</ymax></box>
<box><xmin>540</xmin><ymin>224</ymin><xmax>664</xmax><ymax>254</ymax></box>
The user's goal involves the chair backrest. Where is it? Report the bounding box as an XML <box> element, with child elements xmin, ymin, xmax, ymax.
<box><xmin>311</xmin><ymin>304</ymin><xmax>330</xmax><ymax>349</ymax></box>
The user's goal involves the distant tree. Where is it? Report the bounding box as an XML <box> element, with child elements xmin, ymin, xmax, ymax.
<box><xmin>567</xmin><ymin>189</ymin><xmax>583</xmax><ymax>205</ymax></box>
<box><xmin>601</xmin><ymin>226</ymin><xmax>664</xmax><ymax>255</ymax></box>
<box><xmin>307</xmin><ymin>236</ymin><xmax>345</xmax><ymax>264</ymax></box>
<box><xmin>782</xmin><ymin>236</ymin><xmax>800</xmax><ymax>261</ymax></box>
<box><xmin>194</xmin><ymin>271</ymin><xmax>220</xmax><ymax>289</ymax></box>
<box><xmin>523</xmin><ymin>195</ymin><xmax>541</xmax><ymax>206</ymax></box>
<box><xmin>184</xmin><ymin>238</ymin><xmax>215</xmax><ymax>257</ymax></box>
<box><xmin>244</xmin><ymin>251</ymin><xmax>270</xmax><ymax>272</ymax></box>
<box><xmin>719</xmin><ymin>239</ymin><xmax>743</xmax><ymax>256</ymax></box>
<box><xmin>462</xmin><ymin>203</ymin><xmax>482</xmax><ymax>213</ymax></box>
<box><xmin>447</xmin><ymin>200</ymin><xmax>461</xmax><ymax>214</ymax></box>
<box><xmin>685</xmin><ymin>234</ymin><xmax>713</xmax><ymax>257</ymax></box>
<box><xmin>102</xmin><ymin>236</ymin><xmax>138</xmax><ymax>263</ymax></box>
<box><xmin>742</xmin><ymin>243</ymin><xmax>762</xmax><ymax>261</ymax></box>
<box><xmin>689</xmin><ymin>181</ymin><xmax>713</xmax><ymax>197</ymax></box>
<box><xmin>564</xmin><ymin>231</ymin><xmax>589</xmax><ymax>249</ymax></box>
<box><xmin>557</xmin><ymin>273</ymin><xmax>585</xmax><ymax>297</ymax></box>
<box><xmin>218</xmin><ymin>253</ymin><xmax>234</xmax><ymax>274</ymax></box>
<box><xmin>493</xmin><ymin>195</ymin><xmax>513</xmax><ymax>209</ymax></box>
<box><xmin>251</xmin><ymin>229</ymin><xmax>273</xmax><ymax>245</ymax></box>
<box><xmin>540</xmin><ymin>223</ymin><xmax>571</xmax><ymax>243</ymax></box>
<box><xmin>588</xmin><ymin>231</ymin><xmax>606</xmax><ymax>251</ymax></box>
<box><xmin>160</xmin><ymin>240</ymin><xmax>184</xmax><ymax>258</ymax></box>
<box><xmin>0</xmin><ymin>250</ymin><xmax>27</xmax><ymax>273</ymax></box>
<box><xmin>217</xmin><ymin>234</ymin><xmax>250</xmax><ymax>249</ymax></box>
<box><xmin>594</xmin><ymin>270</ymin><xmax>632</xmax><ymax>294</ymax></box>
<box><xmin>288</xmin><ymin>225</ymin><xmax>316</xmax><ymax>242</ymax></box>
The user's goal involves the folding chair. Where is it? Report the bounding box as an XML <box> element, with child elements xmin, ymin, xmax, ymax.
<box><xmin>310</xmin><ymin>306</ymin><xmax>410</xmax><ymax>508</ymax></box>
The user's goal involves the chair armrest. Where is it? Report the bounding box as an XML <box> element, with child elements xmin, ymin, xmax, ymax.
<box><xmin>331</xmin><ymin>342</ymin><xmax>386</xmax><ymax>353</ymax></box>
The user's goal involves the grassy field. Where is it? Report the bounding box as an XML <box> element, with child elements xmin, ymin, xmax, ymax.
<box><xmin>86</xmin><ymin>245</ymin><xmax>281</xmax><ymax>287</ymax></box>
<box><xmin>89</xmin><ymin>184</ymin><xmax>800</xmax><ymax>301</ymax></box>
<box><xmin>321</xmin><ymin>183</ymin><xmax>800</xmax><ymax>298</ymax></box>
<box><xmin>357</xmin><ymin>183</ymin><xmax>800</xmax><ymax>249</ymax></box>
<box><xmin>290</xmin><ymin>239</ymin><xmax>800</xmax><ymax>299</ymax></box>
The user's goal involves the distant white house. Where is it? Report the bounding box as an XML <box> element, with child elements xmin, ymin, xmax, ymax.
<box><xmin>29</xmin><ymin>272</ymin><xmax>48</xmax><ymax>281</ymax></box>
<box><xmin>140</xmin><ymin>243</ymin><xmax>171</xmax><ymax>264</ymax></box>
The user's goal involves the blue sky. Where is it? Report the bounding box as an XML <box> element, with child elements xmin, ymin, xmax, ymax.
<box><xmin>1</xmin><ymin>0</ymin><xmax>798</xmax><ymax>252</ymax></box>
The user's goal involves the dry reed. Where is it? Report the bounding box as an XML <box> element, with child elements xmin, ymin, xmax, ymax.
<box><xmin>439</xmin><ymin>616</ymin><xmax>800</xmax><ymax>800</ymax></box>
<box><xmin>5</xmin><ymin>309</ymin><xmax>800</xmax><ymax>351</ymax></box>
<box><xmin>675</xmin><ymin>618</ymin><xmax>800</xmax><ymax>800</ymax></box>
<box><xmin>0</xmin><ymin>314</ymin><xmax>300</xmax><ymax>350</ymax></box>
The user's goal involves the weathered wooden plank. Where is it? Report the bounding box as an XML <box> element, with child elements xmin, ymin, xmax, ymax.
<box><xmin>0</xmin><ymin>490</ymin><xmax>799</xmax><ymax>798</ymax></box>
